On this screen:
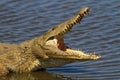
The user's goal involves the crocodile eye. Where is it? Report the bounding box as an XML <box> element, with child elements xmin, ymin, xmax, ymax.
<box><xmin>48</xmin><ymin>36</ymin><xmax>55</xmax><ymax>40</ymax></box>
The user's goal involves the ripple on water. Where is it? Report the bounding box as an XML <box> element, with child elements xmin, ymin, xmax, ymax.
<box><xmin>0</xmin><ymin>0</ymin><xmax>120</xmax><ymax>80</ymax></box>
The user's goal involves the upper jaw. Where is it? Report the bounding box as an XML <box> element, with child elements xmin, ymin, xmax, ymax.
<box><xmin>44</xmin><ymin>7</ymin><xmax>89</xmax><ymax>41</ymax></box>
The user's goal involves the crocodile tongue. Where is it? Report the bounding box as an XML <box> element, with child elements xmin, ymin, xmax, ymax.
<box><xmin>58</xmin><ymin>38</ymin><xmax>65</xmax><ymax>51</ymax></box>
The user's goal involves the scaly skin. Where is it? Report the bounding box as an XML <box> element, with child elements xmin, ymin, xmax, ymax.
<box><xmin>0</xmin><ymin>7</ymin><xmax>101</xmax><ymax>76</ymax></box>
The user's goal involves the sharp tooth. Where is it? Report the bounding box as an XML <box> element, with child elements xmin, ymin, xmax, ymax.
<box><xmin>76</xmin><ymin>16</ymin><xmax>80</xmax><ymax>19</ymax></box>
<box><xmin>86</xmin><ymin>9</ymin><xmax>89</xmax><ymax>13</ymax></box>
<box><xmin>65</xmin><ymin>26</ymin><xmax>68</xmax><ymax>30</ymax></box>
<box><xmin>80</xmin><ymin>14</ymin><xmax>84</xmax><ymax>17</ymax></box>
<box><xmin>67</xmin><ymin>25</ymin><xmax>70</xmax><ymax>30</ymax></box>
<box><xmin>62</xmin><ymin>31</ymin><xmax>64</xmax><ymax>34</ymax></box>
<box><xmin>73</xmin><ymin>21</ymin><xmax>77</xmax><ymax>24</ymax></box>
<box><xmin>64</xmin><ymin>29</ymin><xmax>66</xmax><ymax>32</ymax></box>
<box><xmin>78</xmin><ymin>16</ymin><xmax>82</xmax><ymax>19</ymax></box>
<box><xmin>68</xmin><ymin>24</ymin><xmax>72</xmax><ymax>27</ymax></box>
<box><xmin>84</xmin><ymin>11</ymin><xmax>87</xmax><ymax>15</ymax></box>
<box><xmin>71</xmin><ymin>24</ymin><xmax>73</xmax><ymax>26</ymax></box>
<box><xmin>76</xmin><ymin>19</ymin><xmax>80</xmax><ymax>23</ymax></box>
<box><xmin>84</xmin><ymin>11</ymin><xmax>88</xmax><ymax>16</ymax></box>
<box><xmin>72</xmin><ymin>21</ymin><xmax>76</xmax><ymax>25</ymax></box>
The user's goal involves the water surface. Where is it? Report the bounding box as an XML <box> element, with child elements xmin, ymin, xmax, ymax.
<box><xmin>0</xmin><ymin>0</ymin><xmax>120</xmax><ymax>80</ymax></box>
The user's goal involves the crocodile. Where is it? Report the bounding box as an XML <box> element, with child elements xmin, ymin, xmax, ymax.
<box><xmin>0</xmin><ymin>7</ymin><xmax>101</xmax><ymax>76</ymax></box>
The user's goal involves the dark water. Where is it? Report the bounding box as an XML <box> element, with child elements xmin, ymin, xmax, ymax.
<box><xmin>0</xmin><ymin>0</ymin><xmax>120</xmax><ymax>80</ymax></box>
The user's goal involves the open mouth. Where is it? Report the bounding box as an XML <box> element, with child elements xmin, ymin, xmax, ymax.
<box><xmin>45</xmin><ymin>7</ymin><xmax>101</xmax><ymax>60</ymax></box>
<box><xmin>45</xmin><ymin>35</ymin><xmax>101</xmax><ymax>60</ymax></box>
<box><xmin>46</xmin><ymin>37</ymin><xmax>68</xmax><ymax>51</ymax></box>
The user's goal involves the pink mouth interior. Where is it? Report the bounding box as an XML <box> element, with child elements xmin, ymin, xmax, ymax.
<box><xmin>58</xmin><ymin>39</ymin><xmax>66</xmax><ymax>51</ymax></box>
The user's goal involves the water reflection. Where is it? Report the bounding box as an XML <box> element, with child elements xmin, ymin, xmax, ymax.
<box><xmin>1</xmin><ymin>71</ymin><xmax>64</xmax><ymax>80</ymax></box>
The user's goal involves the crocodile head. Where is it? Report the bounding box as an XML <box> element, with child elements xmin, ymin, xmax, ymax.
<box><xmin>35</xmin><ymin>7</ymin><xmax>101</xmax><ymax>68</ymax></box>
